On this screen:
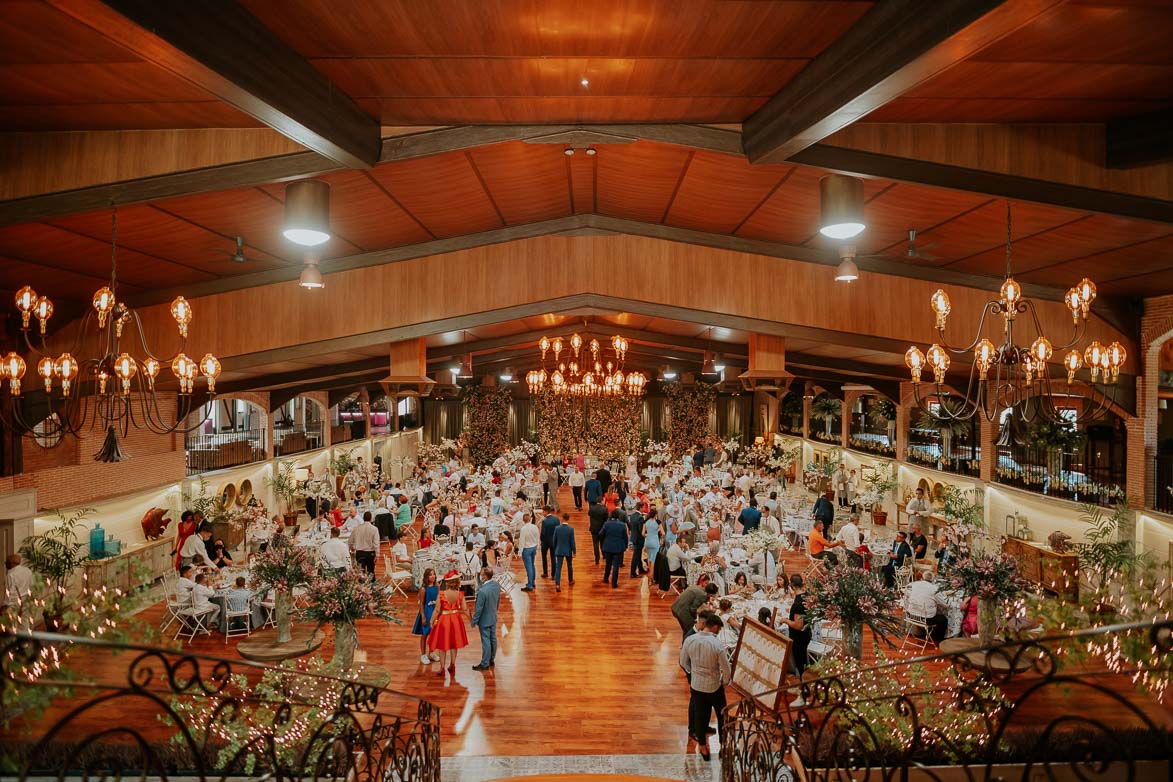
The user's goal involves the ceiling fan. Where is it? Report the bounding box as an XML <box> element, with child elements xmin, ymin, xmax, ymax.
<box><xmin>841</xmin><ymin>229</ymin><xmax>940</xmax><ymax>264</ymax></box>
<box><xmin>217</xmin><ymin>236</ymin><xmax>251</xmax><ymax>263</ymax></box>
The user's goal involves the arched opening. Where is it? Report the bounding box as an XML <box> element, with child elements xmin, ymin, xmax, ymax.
<box><xmin>906</xmin><ymin>393</ymin><xmax>980</xmax><ymax>477</ymax></box>
<box><xmin>807</xmin><ymin>390</ymin><xmax>842</xmax><ymax>444</ymax></box>
<box><xmin>1150</xmin><ymin>332</ymin><xmax>1173</xmax><ymax>512</ymax></box>
<box><xmin>184</xmin><ymin>397</ymin><xmax>267</xmax><ymax>474</ymax></box>
<box><xmin>848</xmin><ymin>393</ymin><xmax>897</xmax><ymax>457</ymax></box>
<box><xmin>329</xmin><ymin>391</ymin><xmax>366</xmax><ymax>444</ymax></box>
<box><xmin>274</xmin><ymin>395</ymin><xmax>325</xmax><ymax>455</ymax></box>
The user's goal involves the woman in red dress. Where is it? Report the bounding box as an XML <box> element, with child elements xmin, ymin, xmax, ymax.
<box><xmin>427</xmin><ymin>571</ymin><xmax>469</xmax><ymax>675</ymax></box>
<box><xmin>173</xmin><ymin>510</ymin><xmax>197</xmax><ymax>569</ymax></box>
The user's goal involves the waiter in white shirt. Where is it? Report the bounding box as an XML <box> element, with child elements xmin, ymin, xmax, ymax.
<box><xmin>905</xmin><ymin>487</ymin><xmax>931</xmax><ymax>535</ymax></box>
<box><xmin>320</xmin><ymin>528</ymin><xmax>351</xmax><ymax>573</ymax></box>
<box><xmin>179</xmin><ymin>523</ymin><xmax>217</xmax><ymax>570</ymax></box>
<box><xmin>835</xmin><ymin>512</ymin><xmax>863</xmax><ymax>567</ymax></box>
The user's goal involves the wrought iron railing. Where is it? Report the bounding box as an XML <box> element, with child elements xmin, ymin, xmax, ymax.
<box><xmin>0</xmin><ymin>631</ymin><xmax>440</xmax><ymax>782</ymax></box>
<box><xmin>848</xmin><ymin>412</ymin><xmax>896</xmax><ymax>457</ymax></box>
<box><xmin>995</xmin><ymin>443</ymin><xmax>1124</xmax><ymax>507</ymax></box>
<box><xmin>906</xmin><ymin>426</ymin><xmax>981</xmax><ymax>477</ymax></box>
<box><xmin>721</xmin><ymin>619</ymin><xmax>1173</xmax><ymax>782</ymax></box>
<box><xmin>185</xmin><ymin>428</ymin><xmax>267</xmax><ymax>475</ymax></box>
<box><xmin>275</xmin><ymin>422</ymin><xmax>325</xmax><ymax>455</ymax></box>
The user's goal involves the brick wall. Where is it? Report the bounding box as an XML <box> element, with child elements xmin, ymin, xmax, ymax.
<box><xmin>1139</xmin><ymin>294</ymin><xmax>1173</xmax><ymax>507</ymax></box>
<box><xmin>6</xmin><ymin>394</ymin><xmax>186</xmax><ymax>511</ymax></box>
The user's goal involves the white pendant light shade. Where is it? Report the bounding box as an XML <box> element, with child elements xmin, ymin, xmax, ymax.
<box><xmin>819</xmin><ymin>174</ymin><xmax>865</xmax><ymax>240</ymax></box>
<box><xmin>834</xmin><ymin>257</ymin><xmax>860</xmax><ymax>282</ymax></box>
<box><xmin>298</xmin><ymin>261</ymin><xmax>324</xmax><ymax>289</ymax></box>
<box><xmin>283</xmin><ymin>180</ymin><xmax>331</xmax><ymax>246</ymax></box>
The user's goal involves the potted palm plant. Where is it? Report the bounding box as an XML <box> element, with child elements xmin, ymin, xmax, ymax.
<box><xmin>868</xmin><ymin>396</ymin><xmax>898</xmax><ymax>445</ymax></box>
<box><xmin>265</xmin><ymin>461</ymin><xmax>301</xmax><ymax>526</ymax></box>
<box><xmin>810</xmin><ymin>396</ymin><xmax>842</xmax><ymax>440</ymax></box>
<box><xmin>917</xmin><ymin>399</ymin><xmax>969</xmax><ymax>466</ymax></box>
<box><xmin>18</xmin><ymin>507</ymin><xmax>94</xmax><ymax>630</ymax></box>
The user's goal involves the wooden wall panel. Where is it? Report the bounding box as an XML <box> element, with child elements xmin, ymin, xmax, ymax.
<box><xmin>567</xmin><ymin>153</ymin><xmax>595</xmax><ymax>214</ymax></box>
<box><xmin>0</xmin><ymin>129</ymin><xmax>305</xmax><ymax>200</ymax></box>
<box><xmin>823</xmin><ymin>124</ymin><xmax>1173</xmax><ymax>203</ymax></box>
<box><xmin>103</xmin><ymin>234</ymin><xmax>1137</xmax><ymax>375</ymax></box>
<box><xmin>366</xmin><ymin>151</ymin><xmax>503</xmax><ymax>237</ymax></box>
<box><xmin>467</xmin><ymin>142</ymin><xmax>573</xmax><ymax>225</ymax></box>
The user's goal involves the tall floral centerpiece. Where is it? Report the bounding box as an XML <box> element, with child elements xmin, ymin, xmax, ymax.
<box><xmin>465</xmin><ymin>386</ymin><xmax>512</xmax><ymax>466</ymax></box>
<box><xmin>664</xmin><ymin>382</ymin><xmax>717</xmax><ymax>458</ymax></box>
<box><xmin>945</xmin><ymin>553</ymin><xmax>1028</xmax><ymax>646</ymax></box>
<box><xmin>300</xmin><ymin>567</ymin><xmax>396</xmax><ymax>670</ymax></box>
<box><xmin>250</xmin><ymin>535</ymin><xmax>316</xmax><ymax>644</ymax></box>
<box><xmin>805</xmin><ymin>566</ymin><xmax>902</xmax><ymax>659</ymax></box>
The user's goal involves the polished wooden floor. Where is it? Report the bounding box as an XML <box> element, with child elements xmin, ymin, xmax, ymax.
<box><xmin>7</xmin><ymin>485</ymin><xmax>1172</xmax><ymax>760</ymax></box>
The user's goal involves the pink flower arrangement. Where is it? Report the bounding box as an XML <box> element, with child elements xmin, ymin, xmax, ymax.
<box><xmin>249</xmin><ymin>535</ymin><xmax>315</xmax><ymax>593</ymax></box>
<box><xmin>946</xmin><ymin>552</ymin><xmax>1029</xmax><ymax>601</ymax></box>
<box><xmin>805</xmin><ymin>565</ymin><xmax>903</xmax><ymax>645</ymax></box>
<box><xmin>299</xmin><ymin>567</ymin><xmax>397</xmax><ymax>627</ymax></box>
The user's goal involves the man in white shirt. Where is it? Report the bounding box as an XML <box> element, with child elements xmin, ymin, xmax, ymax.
<box><xmin>179</xmin><ymin>523</ymin><xmax>217</xmax><ymax>570</ymax></box>
<box><xmin>835</xmin><ymin>512</ymin><xmax>863</xmax><ymax>567</ymax></box>
<box><xmin>490</xmin><ymin>489</ymin><xmax>506</xmax><ymax>516</ymax></box>
<box><xmin>189</xmin><ymin>572</ymin><xmax>220</xmax><ymax>629</ymax></box>
<box><xmin>175</xmin><ymin>564</ymin><xmax>197</xmax><ymax>604</ymax></box>
<box><xmin>342</xmin><ymin>507</ymin><xmax>362</xmax><ymax>533</ymax></box>
<box><xmin>468</xmin><ymin>524</ymin><xmax>486</xmax><ymax>548</ymax></box>
<box><xmin>906</xmin><ymin>487</ymin><xmax>931</xmax><ymax>535</ymax></box>
<box><xmin>5</xmin><ymin>553</ymin><xmax>34</xmax><ymax>633</ymax></box>
<box><xmin>349</xmin><ymin>512</ymin><xmax>380</xmax><ymax>577</ymax></box>
<box><xmin>736</xmin><ymin>471</ymin><xmax>753</xmax><ymax>495</ymax></box>
<box><xmin>701</xmin><ymin>488</ymin><xmax>721</xmax><ymax>508</ymax></box>
<box><xmin>904</xmin><ymin>570</ymin><xmax>949</xmax><ymax>643</ymax></box>
<box><xmin>568</xmin><ymin>467</ymin><xmax>585</xmax><ymax>509</ymax></box>
<box><xmin>667</xmin><ymin>540</ymin><xmax>689</xmax><ymax>575</ymax></box>
<box><xmin>518</xmin><ymin>513</ymin><xmax>539</xmax><ymax>591</ymax></box>
<box><xmin>320</xmin><ymin>528</ymin><xmax>351</xmax><ymax>573</ymax></box>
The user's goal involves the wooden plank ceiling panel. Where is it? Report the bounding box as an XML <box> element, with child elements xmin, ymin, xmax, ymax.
<box><xmin>1018</xmin><ymin>234</ymin><xmax>1173</xmax><ymax>289</ymax></box>
<box><xmin>241</xmin><ymin>0</ymin><xmax>871</xmax><ymax>58</ymax></box>
<box><xmin>1096</xmin><ymin>267</ymin><xmax>1173</xmax><ymax>298</ymax></box>
<box><xmin>366</xmin><ymin>151</ymin><xmax>503</xmax><ymax>237</ymax></box>
<box><xmin>864</xmin><ymin>2</ymin><xmax>1173</xmax><ymax>124</ymax></box>
<box><xmin>734</xmin><ymin>167</ymin><xmax>824</xmax><ymax>244</ymax></box>
<box><xmin>152</xmin><ymin>187</ymin><xmax>309</xmax><ymax>262</ymax></box>
<box><xmin>359</xmin><ymin>96</ymin><xmax>769</xmax><ymax>125</ymax></box>
<box><xmin>0</xmin><ymin>222</ymin><xmax>217</xmax><ymax>289</ymax></box>
<box><xmin>467</xmin><ymin>142</ymin><xmax>573</xmax><ymax>225</ymax></box>
<box><xmin>0</xmin><ymin>102</ymin><xmax>259</xmax><ymax>131</ymax></box>
<box><xmin>595</xmin><ymin>141</ymin><xmax>693</xmax><ymax>223</ymax></box>
<box><xmin>908</xmin><ymin>200</ymin><xmax>1086</xmax><ymax>267</ymax></box>
<box><xmin>47</xmin><ymin>204</ymin><xmax>288</xmax><ymax>277</ymax></box>
<box><xmin>567</xmin><ymin>152</ymin><xmax>595</xmax><ymax>214</ymax></box>
<box><xmin>665</xmin><ymin>151</ymin><xmax>790</xmax><ymax>234</ymax></box>
<box><xmin>948</xmin><ymin>213</ymin><xmax>1172</xmax><ymax>277</ymax></box>
<box><xmin>0</xmin><ymin>254</ymin><xmax>141</xmax><ymax>299</ymax></box>
<box><xmin>260</xmin><ymin>169</ymin><xmax>433</xmax><ymax>250</ymax></box>
<box><xmin>0</xmin><ymin>0</ymin><xmax>134</xmax><ymax>63</ymax></box>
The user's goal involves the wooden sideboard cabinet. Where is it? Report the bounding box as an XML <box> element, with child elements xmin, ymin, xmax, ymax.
<box><xmin>83</xmin><ymin>536</ymin><xmax>173</xmax><ymax>594</ymax></box>
<box><xmin>1003</xmin><ymin>537</ymin><xmax>1078</xmax><ymax>600</ymax></box>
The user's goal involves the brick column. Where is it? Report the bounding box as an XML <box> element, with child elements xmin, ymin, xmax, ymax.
<box><xmin>979</xmin><ymin>414</ymin><xmax>997</xmax><ymax>483</ymax></box>
<box><xmin>1125</xmin><ymin>415</ymin><xmax>1146</xmax><ymax>512</ymax></box>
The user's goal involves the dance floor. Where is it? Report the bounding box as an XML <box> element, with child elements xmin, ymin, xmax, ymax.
<box><xmin>7</xmin><ymin>485</ymin><xmax>1172</xmax><ymax>764</ymax></box>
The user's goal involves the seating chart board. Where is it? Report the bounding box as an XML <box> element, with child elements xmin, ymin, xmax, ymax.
<box><xmin>730</xmin><ymin>618</ymin><xmax>791</xmax><ymax>712</ymax></box>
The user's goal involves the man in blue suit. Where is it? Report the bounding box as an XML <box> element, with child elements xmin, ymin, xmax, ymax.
<box><xmin>552</xmin><ymin>513</ymin><xmax>576</xmax><ymax>592</ymax></box>
<box><xmin>470</xmin><ymin>567</ymin><xmax>502</xmax><ymax>671</ymax></box>
<box><xmin>584</xmin><ymin>472</ymin><xmax>603</xmax><ymax>506</ymax></box>
<box><xmin>540</xmin><ymin>505</ymin><xmax>560</xmax><ymax>579</ymax></box>
<box><xmin>599</xmin><ymin>509</ymin><xmax>629</xmax><ymax>588</ymax></box>
<box><xmin>880</xmin><ymin>531</ymin><xmax>913</xmax><ymax>588</ymax></box>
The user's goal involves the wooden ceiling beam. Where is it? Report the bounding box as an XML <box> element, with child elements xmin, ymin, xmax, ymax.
<box><xmin>741</xmin><ymin>0</ymin><xmax>1061</xmax><ymax>163</ymax></box>
<box><xmin>45</xmin><ymin>0</ymin><xmax>379</xmax><ymax>168</ymax></box>
<box><xmin>1106</xmin><ymin>109</ymin><xmax>1173</xmax><ymax>170</ymax></box>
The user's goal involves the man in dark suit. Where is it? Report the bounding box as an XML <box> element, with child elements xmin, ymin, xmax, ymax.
<box><xmin>692</xmin><ymin>445</ymin><xmax>705</xmax><ymax>474</ymax></box>
<box><xmin>595</xmin><ymin>467</ymin><xmax>612</xmax><ymax>495</ymax></box>
<box><xmin>470</xmin><ymin>567</ymin><xmax>502</xmax><ymax>671</ymax></box>
<box><xmin>627</xmin><ymin>504</ymin><xmax>646</xmax><ymax>577</ymax></box>
<box><xmin>539</xmin><ymin>505</ymin><xmax>560</xmax><ymax>579</ymax></box>
<box><xmin>599</xmin><ymin>510</ymin><xmax>629</xmax><ymax>588</ymax></box>
<box><xmin>588</xmin><ymin>501</ymin><xmax>608</xmax><ymax>564</ymax></box>
<box><xmin>812</xmin><ymin>494</ymin><xmax>835</xmax><ymax>528</ymax></box>
<box><xmin>584</xmin><ymin>473</ymin><xmax>603</xmax><ymax>506</ymax></box>
<box><xmin>552</xmin><ymin>513</ymin><xmax>576</xmax><ymax>592</ymax></box>
<box><xmin>881</xmin><ymin>531</ymin><xmax>913</xmax><ymax>588</ymax></box>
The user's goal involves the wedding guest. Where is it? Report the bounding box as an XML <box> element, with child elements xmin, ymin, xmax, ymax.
<box><xmin>418</xmin><ymin>527</ymin><xmax>434</xmax><ymax>549</ymax></box>
<box><xmin>807</xmin><ymin>519</ymin><xmax>841</xmax><ymax>567</ymax></box>
<box><xmin>679</xmin><ymin>613</ymin><xmax>730</xmax><ymax>761</ymax></box>
<box><xmin>880</xmin><ymin>531</ymin><xmax>913</xmax><ymax>587</ymax></box>
<box><xmin>909</xmin><ymin>523</ymin><xmax>929</xmax><ymax>562</ymax></box>
<box><xmin>209</xmin><ymin>538</ymin><xmax>233</xmax><ymax>569</ymax></box>
<box><xmin>539</xmin><ymin>505</ymin><xmax>559</xmax><ymax>579</ymax></box>
<box><xmin>319</xmin><ymin>528</ymin><xmax>351</xmax><ymax>573</ymax></box>
<box><xmin>552</xmin><ymin>513</ymin><xmax>576</xmax><ymax>592</ymax></box>
<box><xmin>190</xmin><ymin>572</ymin><xmax>220</xmax><ymax>629</ymax></box>
<box><xmin>519</xmin><ymin>513</ymin><xmax>539</xmax><ymax>591</ymax></box>
<box><xmin>835</xmin><ymin>513</ymin><xmax>863</xmax><ymax>567</ymax></box>
<box><xmin>737</xmin><ymin>498</ymin><xmax>762</xmax><ymax>534</ymax></box>
<box><xmin>395</xmin><ymin>495</ymin><xmax>413</xmax><ymax>537</ymax></box>
<box><xmin>584</xmin><ymin>471</ymin><xmax>603</xmax><ymax>506</ymax></box>
<box><xmin>568</xmin><ymin>466</ymin><xmax>585</xmax><ymax>510</ymax></box>
<box><xmin>349</xmin><ymin>512</ymin><xmax>380</xmax><ymax>577</ymax></box>
<box><xmin>470</xmin><ymin>567</ymin><xmax>502</xmax><ymax>671</ymax></box>
<box><xmin>427</xmin><ymin>571</ymin><xmax>469</xmax><ymax>676</ymax></box>
<box><xmin>671</xmin><ymin>582</ymin><xmax>720</xmax><ymax>642</ymax></box>
<box><xmin>173</xmin><ymin>510</ymin><xmax>197</xmax><ymax>569</ymax></box>
<box><xmin>600</xmin><ymin>509</ymin><xmax>629</xmax><ymax>589</ymax></box>
<box><xmin>468</xmin><ymin>524</ymin><xmax>486</xmax><ymax>548</ymax></box>
<box><xmin>642</xmin><ymin>508</ymin><xmax>662</xmax><ymax>580</ymax></box>
<box><xmin>588</xmin><ymin>500</ymin><xmax>608</xmax><ymax>564</ymax></box>
<box><xmin>934</xmin><ymin>532</ymin><xmax>957</xmax><ymax>572</ymax></box>
<box><xmin>778</xmin><ymin>574</ymin><xmax>810</xmax><ymax>708</ymax></box>
<box><xmin>667</xmin><ymin>539</ymin><xmax>689</xmax><ymax>578</ymax></box>
<box><xmin>904</xmin><ymin>570</ymin><xmax>949</xmax><ymax>644</ymax></box>
<box><xmin>175</xmin><ymin>564</ymin><xmax>197</xmax><ymax>604</ymax></box>
<box><xmin>727</xmin><ymin>571</ymin><xmax>751</xmax><ymax>596</ymax></box>
<box><xmin>812</xmin><ymin>494</ymin><xmax>835</xmax><ymax>529</ymax></box>
<box><xmin>225</xmin><ymin>577</ymin><xmax>253</xmax><ymax>631</ymax></box>
<box><xmin>546</xmin><ymin>463</ymin><xmax>561</xmax><ymax>512</ymax></box>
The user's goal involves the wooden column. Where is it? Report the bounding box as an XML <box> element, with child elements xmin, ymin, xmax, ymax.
<box><xmin>380</xmin><ymin>337</ymin><xmax>434</xmax><ymax>429</ymax></box>
<box><xmin>897</xmin><ymin>382</ymin><xmax>916</xmax><ymax>463</ymax></box>
<box><xmin>802</xmin><ymin>382</ymin><xmax>813</xmax><ymax>441</ymax></box>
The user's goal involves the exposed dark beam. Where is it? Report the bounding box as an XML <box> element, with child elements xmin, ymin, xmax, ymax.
<box><xmin>47</xmin><ymin>0</ymin><xmax>379</xmax><ymax>168</ymax></box>
<box><xmin>1106</xmin><ymin>109</ymin><xmax>1173</xmax><ymax>170</ymax></box>
<box><xmin>743</xmin><ymin>0</ymin><xmax>1064</xmax><ymax>163</ymax></box>
<box><xmin>791</xmin><ymin>144</ymin><xmax>1173</xmax><ymax>227</ymax></box>
<box><xmin>217</xmin><ymin>356</ymin><xmax>388</xmax><ymax>391</ymax></box>
<box><xmin>426</xmin><ymin>325</ymin><xmax>749</xmax><ymax>363</ymax></box>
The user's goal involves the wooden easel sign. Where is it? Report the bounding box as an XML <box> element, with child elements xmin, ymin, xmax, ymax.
<box><xmin>730</xmin><ymin>617</ymin><xmax>792</xmax><ymax>713</ymax></box>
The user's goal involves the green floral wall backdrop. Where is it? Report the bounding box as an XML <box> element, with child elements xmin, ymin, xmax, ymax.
<box><xmin>665</xmin><ymin>382</ymin><xmax>717</xmax><ymax>457</ymax></box>
<box><xmin>536</xmin><ymin>391</ymin><xmax>641</xmax><ymax>463</ymax></box>
<box><xmin>464</xmin><ymin>386</ymin><xmax>512</xmax><ymax>465</ymax></box>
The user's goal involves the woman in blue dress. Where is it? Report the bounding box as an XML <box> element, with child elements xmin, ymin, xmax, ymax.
<box><xmin>413</xmin><ymin>568</ymin><xmax>440</xmax><ymax>664</ymax></box>
<box><xmin>642</xmin><ymin>511</ymin><xmax>662</xmax><ymax>578</ymax></box>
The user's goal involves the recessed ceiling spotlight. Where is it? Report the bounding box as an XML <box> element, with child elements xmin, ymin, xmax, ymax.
<box><xmin>584</xmin><ymin>147</ymin><xmax>597</xmax><ymax>156</ymax></box>
<box><xmin>580</xmin><ymin>78</ymin><xmax>590</xmax><ymax>88</ymax></box>
<box><xmin>563</xmin><ymin>148</ymin><xmax>575</xmax><ymax>157</ymax></box>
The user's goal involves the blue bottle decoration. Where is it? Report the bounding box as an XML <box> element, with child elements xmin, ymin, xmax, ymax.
<box><xmin>89</xmin><ymin>522</ymin><xmax>106</xmax><ymax>559</ymax></box>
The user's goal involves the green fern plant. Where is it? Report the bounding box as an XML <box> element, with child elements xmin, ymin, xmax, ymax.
<box><xmin>18</xmin><ymin>507</ymin><xmax>94</xmax><ymax>616</ymax></box>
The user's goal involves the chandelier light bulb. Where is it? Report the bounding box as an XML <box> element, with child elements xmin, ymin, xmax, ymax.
<box><xmin>1022</xmin><ymin>353</ymin><xmax>1036</xmax><ymax>384</ymax></box>
<box><xmin>930</xmin><ymin>289</ymin><xmax>951</xmax><ymax>330</ymax></box>
<box><xmin>1030</xmin><ymin>336</ymin><xmax>1053</xmax><ymax>364</ymax></box>
<box><xmin>1106</xmin><ymin>341</ymin><xmax>1126</xmax><ymax>383</ymax></box>
<box><xmin>56</xmin><ymin>353</ymin><xmax>77</xmax><ymax>396</ymax></box>
<box><xmin>1077</xmin><ymin>277</ymin><xmax>1097</xmax><ymax>316</ymax></box>
<box><xmin>926</xmin><ymin>344</ymin><xmax>949</xmax><ymax>383</ymax></box>
<box><xmin>552</xmin><ymin>338</ymin><xmax>563</xmax><ymax>359</ymax></box>
<box><xmin>199</xmin><ymin>353</ymin><xmax>221</xmax><ymax>392</ymax></box>
<box><xmin>114</xmin><ymin>352</ymin><xmax>137</xmax><ymax>394</ymax></box>
<box><xmin>589</xmin><ymin>338</ymin><xmax>600</xmax><ymax>358</ymax></box>
<box><xmin>904</xmin><ymin>346</ymin><xmax>926</xmax><ymax>383</ymax></box>
<box><xmin>14</xmin><ymin>286</ymin><xmax>37</xmax><ymax>328</ymax></box>
<box><xmin>552</xmin><ymin>370</ymin><xmax>565</xmax><ymax>387</ymax></box>
<box><xmin>2</xmin><ymin>352</ymin><xmax>25</xmax><ymax>394</ymax></box>
<box><xmin>583</xmin><ymin>372</ymin><xmax>594</xmax><ymax>387</ymax></box>
<box><xmin>1063</xmin><ymin>350</ymin><xmax>1082</xmax><ymax>384</ymax></box>
<box><xmin>1065</xmin><ymin>287</ymin><xmax>1082</xmax><ymax>324</ymax></box>
<box><xmin>170</xmin><ymin>296</ymin><xmax>192</xmax><ymax>337</ymax></box>
<box><xmin>142</xmin><ymin>357</ymin><xmax>160</xmax><ymax>388</ymax></box>
<box><xmin>974</xmin><ymin>339</ymin><xmax>996</xmax><ymax>380</ymax></box>
<box><xmin>93</xmin><ymin>286</ymin><xmax>115</xmax><ymax>328</ymax></box>
<box><xmin>114</xmin><ymin>308</ymin><xmax>131</xmax><ymax>338</ymax></box>
<box><xmin>34</xmin><ymin>296</ymin><xmax>53</xmax><ymax>334</ymax></box>
<box><xmin>172</xmin><ymin>353</ymin><xmax>194</xmax><ymax>393</ymax></box>
<box><xmin>37</xmin><ymin>356</ymin><xmax>54</xmax><ymax>392</ymax></box>
<box><xmin>539</xmin><ymin>336</ymin><xmax>550</xmax><ymax>359</ymax></box>
<box><xmin>1084</xmin><ymin>341</ymin><xmax>1105</xmax><ymax>381</ymax></box>
<box><xmin>1000</xmin><ymin>277</ymin><xmax>1022</xmax><ymax>309</ymax></box>
<box><xmin>97</xmin><ymin>369</ymin><xmax>109</xmax><ymax>395</ymax></box>
<box><xmin>570</xmin><ymin>333</ymin><xmax>582</xmax><ymax>355</ymax></box>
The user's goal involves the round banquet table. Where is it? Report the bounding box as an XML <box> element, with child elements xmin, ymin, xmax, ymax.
<box><xmin>411</xmin><ymin>543</ymin><xmax>464</xmax><ymax>589</ymax></box>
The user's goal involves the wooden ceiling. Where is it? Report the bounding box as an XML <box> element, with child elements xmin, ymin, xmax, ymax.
<box><xmin>3</xmin><ymin>139</ymin><xmax>1170</xmax><ymax>303</ymax></box>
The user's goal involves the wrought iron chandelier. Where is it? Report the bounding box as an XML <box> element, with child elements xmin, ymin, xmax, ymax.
<box><xmin>904</xmin><ymin>203</ymin><xmax>1125</xmax><ymax>424</ymax></box>
<box><xmin>0</xmin><ymin>206</ymin><xmax>219</xmax><ymax>460</ymax></box>
<box><xmin>525</xmin><ymin>332</ymin><xmax>646</xmax><ymax>397</ymax></box>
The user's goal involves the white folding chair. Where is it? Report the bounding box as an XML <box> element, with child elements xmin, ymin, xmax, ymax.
<box><xmin>175</xmin><ymin>594</ymin><xmax>215</xmax><ymax>642</ymax></box>
<box><xmin>224</xmin><ymin>599</ymin><xmax>252</xmax><ymax>643</ymax></box>
<box><xmin>894</xmin><ymin>565</ymin><xmax>914</xmax><ymax>592</ymax></box>
<box><xmin>160</xmin><ymin>591</ymin><xmax>185</xmax><ymax>636</ymax></box>
<box><xmin>662</xmin><ymin>574</ymin><xmax>687</xmax><ymax>599</ymax></box>
<box><xmin>901</xmin><ymin>599</ymin><xmax>934</xmax><ymax>654</ymax></box>
<box><xmin>383</xmin><ymin>553</ymin><xmax>413</xmax><ymax>598</ymax></box>
<box><xmin>806</xmin><ymin>621</ymin><xmax>842</xmax><ymax>663</ymax></box>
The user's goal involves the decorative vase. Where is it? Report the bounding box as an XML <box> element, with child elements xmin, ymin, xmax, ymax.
<box><xmin>273</xmin><ymin>591</ymin><xmax>293</xmax><ymax>644</ymax></box>
<box><xmin>824</xmin><ymin>418</ymin><xmax>834</xmax><ymax>437</ymax></box>
<box><xmin>977</xmin><ymin>597</ymin><xmax>998</xmax><ymax>647</ymax></box>
<box><xmin>332</xmin><ymin>621</ymin><xmax>357</xmax><ymax>669</ymax></box>
<box><xmin>872</xmin><ymin>509</ymin><xmax>887</xmax><ymax>526</ymax></box>
<box><xmin>843</xmin><ymin>621</ymin><xmax>864</xmax><ymax>660</ymax></box>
